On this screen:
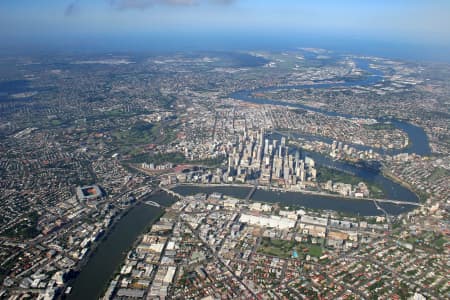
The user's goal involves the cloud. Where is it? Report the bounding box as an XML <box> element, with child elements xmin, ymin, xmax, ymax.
<box><xmin>211</xmin><ymin>0</ymin><xmax>235</xmax><ymax>4</ymax></box>
<box><xmin>109</xmin><ymin>0</ymin><xmax>234</xmax><ymax>10</ymax></box>
<box><xmin>65</xmin><ymin>1</ymin><xmax>80</xmax><ymax>16</ymax></box>
<box><xmin>110</xmin><ymin>0</ymin><xmax>194</xmax><ymax>10</ymax></box>
<box><xmin>63</xmin><ymin>0</ymin><xmax>235</xmax><ymax>14</ymax></box>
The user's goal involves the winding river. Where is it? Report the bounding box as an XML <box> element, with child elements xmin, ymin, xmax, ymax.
<box><xmin>67</xmin><ymin>55</ymin><xmax>430</xmax><ymax>298</ymax></box>
<box><xmin>230</xmin><ymin>58</ymin><xmax>431</xmax><ymax>156</ymax></box>
<box><xmin>222</xmin><ymin>56</ymin><xmax>431</xmax><ymax>213</ymax></box>
<box><xmin>66</xmin><ymin>192</ymin><xmax>177</xmax><ymax>300</ymax></box>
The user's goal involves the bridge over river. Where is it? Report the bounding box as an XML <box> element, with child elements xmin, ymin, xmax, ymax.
<box><xmin>162</xmin><ymin>185</ymin><xmax>422</xmax><ymax>208</ymax></box>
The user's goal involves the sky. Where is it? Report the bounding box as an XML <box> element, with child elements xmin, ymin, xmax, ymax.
<box><xmin>1</xmin><ymin>0</ymin><xmax>450</xmax><ymax>59</ymax></box>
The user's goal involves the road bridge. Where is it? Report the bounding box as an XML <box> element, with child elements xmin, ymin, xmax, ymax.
<box><xmin>245</xmin><ymin>184</ymin><xmax>258</xmax><ymax>200</ymax></box>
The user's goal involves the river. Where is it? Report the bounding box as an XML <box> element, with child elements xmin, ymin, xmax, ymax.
<box><xmin>230</xmin><ymin>58</ymin><xmax>431</xmax><ymax>156</ymax></box>
<box><xmin>172</xmin><ymin>185</ymin><xmax>417</xmax><ymax>216</ymax></box>
<box><xmin>67</xmin><ymin>55</ymin><xmax>428</xmax><ymax>298</ymax></box>
<box><xmin>66</xmin><ymin>192</ymin><xmax>176</xmax><ymax>300</ymax></box>
<box><xmin>265</xmin><ymin>131</ymin><xmax>419</xmax><ymax>204</ymax></box>
<box><xmin>204</xmin><ymin>55</ymin><xmax>427</xmax><ymax>215</ymax></box>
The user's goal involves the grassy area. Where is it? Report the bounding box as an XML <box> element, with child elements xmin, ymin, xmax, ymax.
<box><xmin>317</xmin><ymin>166</ymin><xmax>362</xmax><ymax>185</ymax></box>
<box><xmin>417</xmin><ymin>191</ymin><xmax>430</xmax><ymax>203</ymax></box>
<box><xmin>3</xmin><ymin>211</ymin><xmax>39</xmax><ymax>239</ymax></box>
<box><xmin>434</xmin><ymin>236</ymin><xmax>448</xmax><ymax>250</ymax></box>
<box><xmin>257</xmin><ymin>238</ymin><xmax>323</xmax><ymax>259</ymax></box>
<box><xmin>50</xmin><ymin>119</ymin><xmax>62</xmax><ymax>126</ymax></box>
<box><xmin>191</xmin><ymin>157</ymin><xmax>226</xmax><ymax>167</ymax></box>
<box><xmin>368</xmin><ymin>185</ymin><xmax>385</xmax><ymax>199</ymax></box>
<box><xmin>149</xmin><ymin>152</ymin><xmax>186</xmax><ymax>165</ymax></box>
<box><xmin>112</xmin><ymin>121</ymin><xmax>156</xmax><ymax>145</ymax></box>
<box><xmin>150</xmin><ymin>123</ymin><xmax>177</xmax><ymax>144</ymax></box>
<box><xmin>428</xmin><ymin>167</ymin><xmax>450</xmax><ymax>182</ymax></box>
<box><xmin>258</xmin><ymin>238</ymin><xmax>297</xmax><ymax>258</ymax></box>
<box><xmin>317</xmin><ymin>165</ymin><xmax>385</xmax><ymax>198</ymax></box>
<box><xmin>153</xmin><ymin>92</ymin><xmax>176</xmax><ymax>110</ymax></box>
<box><xmin>111</xmin><ymin>120</ymin><xmax>177</xmax><ymax>155</ymax></box>
<box><xmin>306</xmin><ymin>244</ymin><xmax>323</xmax><ymax>257</ymax></box>
<box><xmin>422</xmin><ymin>232</ymin><xmax>449</xmax><ymax>251</ymax></box>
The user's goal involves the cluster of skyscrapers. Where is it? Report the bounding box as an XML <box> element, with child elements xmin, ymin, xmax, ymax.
<box><xmin>226</xmin><ymin>129</ymin><xmax>316</xmax><ymax>187</ymax></box>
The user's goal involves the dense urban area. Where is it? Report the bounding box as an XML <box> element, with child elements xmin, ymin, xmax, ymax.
<box><xmin>0</xmin><ymin>49</ymin><xmax>448</xmax><ymax>299</ymax></box>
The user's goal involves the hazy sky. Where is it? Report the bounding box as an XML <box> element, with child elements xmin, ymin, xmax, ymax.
<box><xmin>1</xmin><ymin>0</ymin><xmax>450</xmax><ymax>55</ymax></box>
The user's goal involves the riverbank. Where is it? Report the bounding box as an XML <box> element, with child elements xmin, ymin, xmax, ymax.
<box><xmin>381</xmin><ymin>169</ymin><xmax>428</xmax><ymax>203</ymax></box>
<box><xmin>96</xmin><ymin>209</ymin><xmax>165</xmax><ymax>299</ymax></box>
<box><xmin>172</xmin><ymin>184</ymin><xmax>418</xmax><ymax>216</ymax></box>
<box><xmin>65</xmin><ymin>192</ymin><xmax>176</xmax><ymax>300</ymax></box>
<box><xmin>230</xmin><ymin>58</ymin><xmax>431</xmax><ymax>157</ymax></box>
<box><xmin>171</xmin><ymin>183</ymin><xmax>420</xmax><ymax>207</ymax></box>
<box><xmin>316</xmin><ymin>165</ymin><xmax>385</xmax><ymax>199</ymax></box>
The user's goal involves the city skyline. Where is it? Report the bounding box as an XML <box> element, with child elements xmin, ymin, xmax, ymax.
<box><xmin>0</xmin><ymin>2</ymin><xmax>449</xmax><ymax>299</ymax></box>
